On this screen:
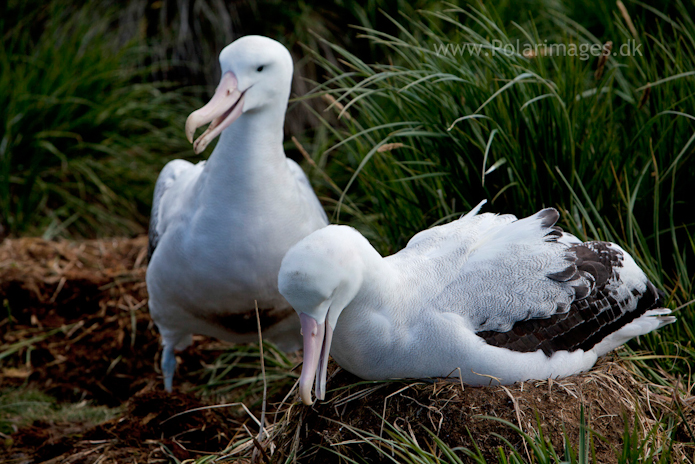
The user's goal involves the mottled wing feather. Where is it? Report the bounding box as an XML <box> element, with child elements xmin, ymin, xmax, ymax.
<box><xmin>477</xmin><ymin>241</ymin><xmax>662</xmax><ymax>355</ymax></box>
<box><xmin>425</xmin><ymin>207</ymin><xmax>582</xmax><ymax>332</ymax></box>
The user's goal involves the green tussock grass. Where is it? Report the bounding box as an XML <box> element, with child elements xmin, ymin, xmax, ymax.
<box><xmin>0</xmin><ymin>0</ymin><xmax>486</xmax><ymax>239</ymax></box>
<box><xmin>0</xmin><ymin>388</ymin><xmax>120</xmax><ymax>436</ymax></box>
<box><xmin>194</xmin><ymin>341</ymin><xmax>300</xmax><ymax>409</ymax></box>
<box><xmin>0</xmin><ymin>1</ymin><xmax>201</xmax><ymax>238</ymax></box>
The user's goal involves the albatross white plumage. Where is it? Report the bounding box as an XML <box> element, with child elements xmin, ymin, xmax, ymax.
<box><xmin>146</xmin><ymin>36</ymin><xmax>327</xmax><ymax>391</ymax></box>
<box><xmin>278</xmin><ymin>200</ymin><xmax>675</xmax><ymax>405</ymax></box>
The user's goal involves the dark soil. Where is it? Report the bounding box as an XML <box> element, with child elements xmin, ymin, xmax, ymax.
<box><xmin>0</xmin><ymin>237</ymin><xmax>247</xmax><ymax>463</ymax></box>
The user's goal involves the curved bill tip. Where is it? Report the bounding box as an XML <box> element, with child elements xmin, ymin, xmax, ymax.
<box><xmin>299</xmin><ymin>382</ymin><xmax>315</xmax><ymax>406</ymax></box>
<box><xmin>184</xmin><ymin>72</ymin><xmax>242</xmax><ymax>150</ymax></box>
<box><xmin>185</xmin><ymin>115</ymin><xmax>198</xmax><ymax>143</ymax></box>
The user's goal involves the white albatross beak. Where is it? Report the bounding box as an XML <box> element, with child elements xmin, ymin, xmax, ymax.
<box><xmin>185</xmin><ymin>71</ymin><xmax>246</xmax><ymax>154</ymax></box>
<box><xmin>299</xmin><ymin>313</ymin><xmax>334</xmax><ymax>406</ymax></box>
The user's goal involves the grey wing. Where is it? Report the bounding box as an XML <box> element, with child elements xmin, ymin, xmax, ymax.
<box><xmin>286</xmin><ymin>158</ymin><xmax>328</xmax><ymax>225</ymax></box>
<box><xmin>445</xmin><ymin>208</ymin><xmax>665</xmax><ymax>356</ymax></box>
<box><xmin>406</xmin><ymin>204</ymin><xmax>662</xmax><ymax>356</ymax></box>
<box><xmin>147</xmin><ymin>159</ymin><xmax>197</xmax><ymax>262</ymax></box>
<box><xmin>433</xmin><ymin>208</ymin><xmax>582</xmax><ymax>332</ymax></box>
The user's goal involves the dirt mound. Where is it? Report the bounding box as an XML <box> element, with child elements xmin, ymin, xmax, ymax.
<box><xmin>87</xmin><ymin>388</ymin><xmax>229</xmax><ymax>461</ymax></box>
<box><xmin>0</xmin><ymin>237</ymin><xmax>229</xmax><ymax>402</ymax></box>
<box><xmin>268</xmin><ymin>360</ymin><xmax>693</xmax><ymax>463</ymax></box>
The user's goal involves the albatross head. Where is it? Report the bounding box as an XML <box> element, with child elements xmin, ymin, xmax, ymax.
<box><xmin>185</xmin><ymin>35</ymin><xmax>294</xmax><ymax>153</ymax></box>
<box><xmin>278</xmin><ymin>225</ymin><xmax>368</xmax><ymax>405</ymax></box>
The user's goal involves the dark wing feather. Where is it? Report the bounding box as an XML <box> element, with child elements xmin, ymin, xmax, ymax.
<box><xmin>477</xmin><ymin>241</ymin><xmax>662</xmax><ymax>356</ymax></box>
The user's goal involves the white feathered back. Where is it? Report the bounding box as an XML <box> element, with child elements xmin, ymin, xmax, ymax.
<box><xmin>390</xmin><ymin>203</ymin><xmax>586</xmax><ymax>332</ymax></box>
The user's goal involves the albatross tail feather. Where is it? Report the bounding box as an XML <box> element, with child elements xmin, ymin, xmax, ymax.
<box><xmin>590</xmin><ymin>307</ymin><xmax>675</xmax><ymax>357</ymax></box>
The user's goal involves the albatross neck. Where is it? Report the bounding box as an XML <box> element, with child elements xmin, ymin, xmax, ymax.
<box><xmin>201</xmin><ymin>103</ymin><xmax>288</xmax><ymax>196</ymax></box>
<box><xmin>329</xmin><ymin>245</ymin><xmax>410</xmax><ymax>377</ymax></box>
<box><xmin>344</xmin><ymin>244</ymin><xmax>405</xmax><ymax>322</ymax></box>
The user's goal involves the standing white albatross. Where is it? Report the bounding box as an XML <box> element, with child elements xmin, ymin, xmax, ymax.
<box><xmin>146</xmin><ymin>36</ymin><xmax>328</xmax><ymax>391</ymax></box>
<box><xmin>278</xmin><ymin>200</ymin><xmax>675</xmax><ymax>405</ymax></box>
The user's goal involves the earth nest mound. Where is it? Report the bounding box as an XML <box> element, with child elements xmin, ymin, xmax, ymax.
<box><xmin>268</xmin><ymin>359</ymin><xmax>685</xmax><ymax>463</ymax></box>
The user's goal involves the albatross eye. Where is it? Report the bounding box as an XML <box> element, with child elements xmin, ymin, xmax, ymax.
<box><xmin>256</xmin><ymin>65</ymin><xmax>265</xmax><ymax>72</ymax></box>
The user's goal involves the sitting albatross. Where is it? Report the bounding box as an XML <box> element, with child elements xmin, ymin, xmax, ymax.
<box><xmin>278</xmin><ymin>200</ymin><xmax>675</xmax><ymax>405</ymax></box>
<box><xmin>147</xmin><ymin>36</ymin><xmax>328</xmax><ymax>391</ymax></box>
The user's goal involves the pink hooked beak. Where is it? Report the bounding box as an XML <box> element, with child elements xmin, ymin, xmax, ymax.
<box><xmin>299</xmin><ymin>313</ymin><xmax>334</xmax><ymax>406</ymax></box>
<box><xmin>185</xmin><ymin>71</ymin><xmax>246</xmax><ymax>154</ymax></box>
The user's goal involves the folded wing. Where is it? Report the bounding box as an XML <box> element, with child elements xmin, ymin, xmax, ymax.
<box><xmin>400</xmin><ymin>204</ymin><xmax>663</xmax><ymax>356</ymax></box>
